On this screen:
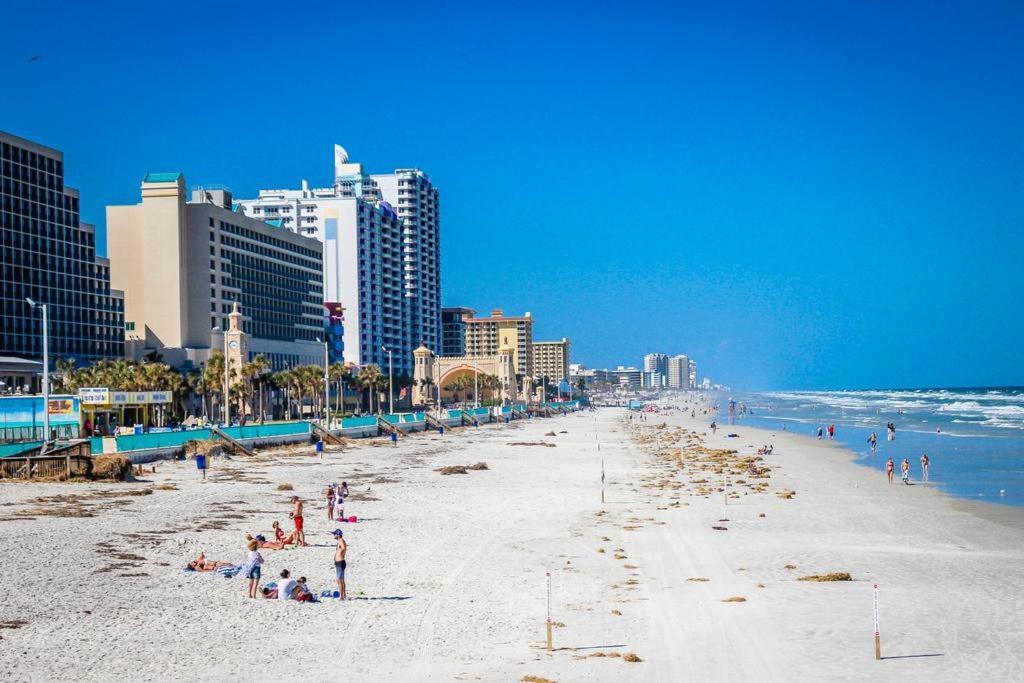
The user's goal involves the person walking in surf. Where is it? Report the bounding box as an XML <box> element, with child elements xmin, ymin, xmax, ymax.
<box><xmin>886</xmin><ymin>457</ymin><xmax>895</xmax><ymax>485</ymax></box>
<box><xmin>920</xmin><ymin>453</ymin><xmax>930</xmax><ymax>482</ymax></box>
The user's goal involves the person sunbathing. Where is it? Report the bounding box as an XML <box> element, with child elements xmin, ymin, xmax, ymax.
<box><xmin>258</xmin><ymin>521</ymin><xmax>297</xmax><ymax>550</ymax></box>
<box><xmin>186</xmin><ymin>553</ymin><xmax>236</xmax><ymax>572</ymax></box>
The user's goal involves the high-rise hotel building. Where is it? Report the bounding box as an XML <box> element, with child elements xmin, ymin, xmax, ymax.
<box><xmin>107</xmin><ymin>175</ymin><xmax>324</xmax><ymax>371</ymax></box>
<box><xmin>235</xmin><ymin>146</ymin><xmax>440</xmax><ymax>376</ymax></box>
<box><xmin>0</xmin><ymin>131</ymin><xmax>124</xmax><ymax>363</ymax></box>
<box><xmin>462</xmin><ymin>309</ymin><xmax>534</xmax><ymax>378</ymax></box>
<box><xmin>667</xmin><ymin>354</ymin><xmax>693</xmax><ymax>389</ymax></box>
<box><xmin>532</xmin><ymin>338</ymin><xmax>571</xmax><ymax>384</ymax></box>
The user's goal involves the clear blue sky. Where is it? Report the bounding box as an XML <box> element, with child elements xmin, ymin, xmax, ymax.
<box><xmin>3</xmin><ymin>1</ymin><xmax>1022</xmax><ymax>389</ymax></box>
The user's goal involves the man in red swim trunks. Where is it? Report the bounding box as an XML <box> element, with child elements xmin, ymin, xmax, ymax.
<box><xmin>289</xmin><ymin>496</ymin><xmax>308</xmax><ymax>547</ymax></box>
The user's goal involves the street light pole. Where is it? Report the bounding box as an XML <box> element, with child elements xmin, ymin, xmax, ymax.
<box><xmin>381</xmin><ymin>346</ymin><xmax>393</xmax><ymax>415</ymax></box>
<box><xmin>26</xmin><ymin>298</ymin><xmax>49</xmax><ymax>448</ymax></box>
<box><xmin>323</xmin><ymin>339</ymin><xmax>330</xmax><ymax>429</ymax></box>
<box><xmin>474</xmin><ymin>360</ymin><xmax>479</xmax><ymax>408</ymax></box>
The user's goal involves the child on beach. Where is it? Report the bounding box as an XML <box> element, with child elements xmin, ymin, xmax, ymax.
<box><xmin>244</xmin><ymin>538</ymin><xmax>264</xmax><ymax>598</ymax></box>
<box><xmin>886</xmin><ymin>458</ymin><xmax>895</xmax><ymax>485</ymax></box>
<box><xmin>326</xmin><ymin>484</ymin><xmax>336</xmax><ymax>521</ymax></box>
<box><xmin>901</xmin><ymin>458</ymin><xmax>911</xmax><ymax>485</ymax></box>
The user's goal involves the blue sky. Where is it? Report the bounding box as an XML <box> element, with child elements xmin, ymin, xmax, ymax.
<box><xmin>3</xmin><ymin>1</ymin><xmax>1022</xmax><ymax>389</ymax></box>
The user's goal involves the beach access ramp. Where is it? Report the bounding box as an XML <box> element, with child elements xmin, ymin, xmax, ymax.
<box><xmin>210</xmin><ymin>426</ymin><xmax>255</xmax><ymax>457</ymax></box>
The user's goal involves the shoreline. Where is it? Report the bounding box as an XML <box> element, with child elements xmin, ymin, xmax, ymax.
<box><xmin>717</xmin><ymin>414</ymin><xmax>1024</xmax><ymax>531</ymax></box>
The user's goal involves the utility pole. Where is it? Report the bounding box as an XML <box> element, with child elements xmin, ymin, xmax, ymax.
<box><xmin>382</xmin><ymin>346</ymin><xmax>393</xmax><ymax>414</ymax></box>
<box><xmin>26</xmin><ymin>298</ymin><xmax>49</xmax><ymax>449</ymax></box>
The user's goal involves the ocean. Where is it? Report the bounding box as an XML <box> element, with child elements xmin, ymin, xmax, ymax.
<box><xmin>727</xmin><ymin>387</ymin><xmax>1024</xmax><ymax>508</ymax></box>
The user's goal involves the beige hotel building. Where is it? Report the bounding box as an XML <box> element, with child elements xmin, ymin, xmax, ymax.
<box><xmin>532</xmin><ymin>338</ymin><xmax>571</xmax><ymax>384</ymax></box>
<box><xmin>107</xmin><ymin>174</ymin><xmax>325</xmax><ymax>370</ymax></box>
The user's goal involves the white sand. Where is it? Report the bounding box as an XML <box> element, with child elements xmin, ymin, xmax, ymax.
<box><xmin>1</xmin><ymin>404</ymin><xmax>1022</xmax><ymax>682</ymax></box>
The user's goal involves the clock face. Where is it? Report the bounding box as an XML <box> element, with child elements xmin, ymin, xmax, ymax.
<box><xmin>228</xmin><ymin>340</ymin><xmax>239</xmax><ymax>350</ymax></box>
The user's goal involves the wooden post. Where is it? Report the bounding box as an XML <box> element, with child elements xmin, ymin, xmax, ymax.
<box><xmin>65</xmin><ymin>454</ymin><xmax>71</xmax><ymax>479</ymax></box>
<box><xmin>601</xmin><ymin>459</ymin><xmax>605</xmax><ymax>504</ymax></box>
<box><xmin>26</xmin><ymin>457</ymin><xmax>32</xmax><ymax>480</ymax></box>
<box><xmin>873</xmin><ymin>584</ymin><xmax>881</xmax><ymax>660</ymax></box>
<box><xmin>545</xmin><ymin>571</ymin><xmax>553</xmax><ymax>651</ymax></box>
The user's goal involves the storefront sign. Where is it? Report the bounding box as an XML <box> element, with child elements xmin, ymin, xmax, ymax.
<box><xmin>78</xmin><ymin>387</ymin><xmax>110</xmax><ymax>405</ymax></box>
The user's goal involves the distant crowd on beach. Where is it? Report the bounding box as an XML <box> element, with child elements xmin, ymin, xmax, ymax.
<box><xmin>185</xmin><ymin>482</ymin><xmax>354</xmax><ymax>602</ymax></box>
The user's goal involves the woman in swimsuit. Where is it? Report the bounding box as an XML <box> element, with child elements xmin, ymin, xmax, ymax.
<box><xmin>886</xmin><ymin>458</ymin><xmax>895</xmax><ymax>485</ymax></box>
<box><xmin>259</xmin><ymin>521</ymin><xmax>295</xmax><ymax>550</ymax></box>
<box><xmin>186</xmin><ymin>553</ymin><xmax>236</xmax><ymax>572</ymax></box>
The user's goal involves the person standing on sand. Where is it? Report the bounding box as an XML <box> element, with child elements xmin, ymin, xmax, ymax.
<box><xmin>901</xmin><ymin>458</ymin><xmax>911</xmax><ymax>485</ymax></box>
<box><xmin>886</xmin><ymin>457</ymin><xmax>895</xmax><ymax>485</ymax></box>
<box><xmin>244</xmin><ymin>538</ymin><xmax>263</xmax><ymax>598</ymax></box>
<box><xmin>868</xmin><ymin>433</ymin><xmax>877</xmax><ymax>452</ymax></box>
<box><xmin>710</xmin><ymin>421</ymin><xmax>717</xmax><ymax>434</ymax></box>
<box><xmin>921</xmin><ymin>453</ymin><xmax>930</xmax><ymax>482</ymax></box>
<box><xmin>289</xmin><ymin>496</ymin><xmax>308</xmax><ymax>547</ymax></box>
<box><xmin>828</xmin><ymin>424</ymin><xmax>835</xmax><ymax>440</ymax></box>
<box><xmin>326</xmin><ymin>484</ymin><xmax>336</xmax><ymax>521</ymax></box>
<box><xmin>817</xmin><ymin>427</ymin><xmax>824</xmax><ymax>440</ymax></box>
<box><xmin>332</xmin><ymin>529</ymin><xmax>348</xmax><ymax>600</ymax></box>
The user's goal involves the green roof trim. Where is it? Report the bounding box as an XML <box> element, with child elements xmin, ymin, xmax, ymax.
<box><xmin>143</xmin><ymin>172</ymin><xmax>182</xmax><ymax>183</ymax></box>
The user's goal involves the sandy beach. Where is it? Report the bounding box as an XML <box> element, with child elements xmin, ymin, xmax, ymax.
<box><xmin>1</xmin><ymin>404</ymin><xmax>1023</xmax><ymax>682</ymax></box>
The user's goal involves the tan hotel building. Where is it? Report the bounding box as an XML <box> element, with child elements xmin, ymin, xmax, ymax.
<box><xmin>532</xmin><ymin>338</ymin><xmax>570</xmax><ymax>384</ymax></box>
<box><xmin>107</xmin><ymin>174</ymin><xmax>325</xmax><ymax>370</ymax></box>
<box><xmin>463</xmin><ymin>309</ymin><xmax>533</xmax><ymax>377</ymax></box>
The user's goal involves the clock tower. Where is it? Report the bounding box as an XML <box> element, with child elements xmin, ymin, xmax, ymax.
<box><xmin>225</xmin><ymin>302</ymin><xmax>248</xmax><ymax>398</ymax></box>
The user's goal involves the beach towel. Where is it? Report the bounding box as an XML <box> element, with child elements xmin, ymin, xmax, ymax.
<box><xmin>217</xmin><ymin>565</ymin><xmax>242</xmax><ymax>578</ymax></box>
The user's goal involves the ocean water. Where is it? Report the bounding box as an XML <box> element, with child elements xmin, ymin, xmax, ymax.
<box><xmin>727</xmin><ymin>387</ymin><xmax>1024</xmax><ymax>508</ymax></box>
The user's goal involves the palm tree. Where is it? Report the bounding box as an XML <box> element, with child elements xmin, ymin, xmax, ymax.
<box><xmin>203</xmin><ymin>352</ymin><xmax>226</xmax><ymax>422</ymax></box>
<box><xmin>270</xmin><ymin>371</ymin><xmax>290</xmax><ymax>419</ymax></box>
<box><xmin>54</xmin><ymin>358</ymin><xmax>79</xmax><ymax>393</ymax></box>
<box><xmin>419</xmin><ymin>376</ymin><xmax>436</xmax><ymax>406</ymax></box>
<box><xmin>444</xmin><ymin>376</ymin><xmax>471</xmax><ymax>406</ymax></box>
<box><xmin>328</xmin><ymin>362</ymin><xmax>348</xmax><ymax>415</ymax></box>
<box><xmin>247</xmin><ymin>354</ymin><xmax>270</xmax><ymax>421</ymax></box>
<box><xmin>185</xmin><ymin>369</ymin><xmax>205</xmax><ymax>420</ymax></box>
<box><xmin>358</xmin><ymin>365</ymin><xmax>383</xmax><ymax>415</ymax></box>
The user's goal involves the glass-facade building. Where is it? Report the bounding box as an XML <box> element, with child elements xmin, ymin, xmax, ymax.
<box><xmin>0</xmin><ymin>131</ymin><xmax>124</xmax><ymax>363</ymax></box>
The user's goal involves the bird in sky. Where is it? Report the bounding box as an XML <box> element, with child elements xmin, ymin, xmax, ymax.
<box><xmin>26</xmin><ymin>55</ymin><xmax>41</xmax><ymax>62</ymax></box>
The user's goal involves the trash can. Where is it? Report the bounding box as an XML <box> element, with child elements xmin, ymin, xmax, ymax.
<box><xmin>390</xmin><ymin>432</ymin><xmax>398</xmax><ymax>443</ymax></box>
<box><xmin>195</xmin><ymin>454</ymin><xmax>207</xmax><ymax>470</ymax></box>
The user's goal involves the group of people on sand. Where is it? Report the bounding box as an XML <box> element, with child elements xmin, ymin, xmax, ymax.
<box><xmin>886</xmin><ymin>453</ymin><xmax>930</xmax><ymax>485</ymax></box>
<box><xmin>326</xmin><ymin>482</ymin><xmax>350</xmax><ymax>522</ymax></box>
<box><xmin>817</xmin><ymin>424</ymin><xmax>836</xmax><ymax>440</ymax></box>
<box><xmin>185</xmin><ymin>487</ymin><xmax>351</xmax><ymax>602</ymax></box>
